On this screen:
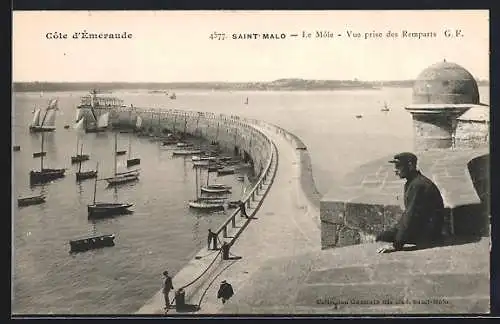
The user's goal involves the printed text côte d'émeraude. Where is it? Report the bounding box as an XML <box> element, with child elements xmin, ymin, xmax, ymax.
<box><xmin>45</xmin><ymin>31</ymin><xmax>133</xmax><ymax>40</ymax></box>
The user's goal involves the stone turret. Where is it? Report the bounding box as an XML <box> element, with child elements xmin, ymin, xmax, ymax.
<box><xmin>320</xmin><ymin>60</ymin><xmax>490</xmax><ymax>249</ymax></box>
<box><xmin>405</xmin><ymin>60</ymin><xmax>484</xmax><ymax>150</ymax></box>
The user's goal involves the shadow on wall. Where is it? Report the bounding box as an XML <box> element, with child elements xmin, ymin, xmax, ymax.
<box><xmin>450</xmin><ymin>154</ymin><xmax>490</xmax><ymax>237</ymax></box>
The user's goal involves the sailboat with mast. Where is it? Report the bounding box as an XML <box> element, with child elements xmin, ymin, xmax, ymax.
<box><xmin>87</xmin><ymin>162</ymin><xmax>134</xmax><ymax>218</ymax></box>
<box><xmin>381</xmin><ymin>101</ymin><xmax>390</xmax><ymax>112</ymax></box>
<box><xmin>188</xmin><ymin>167</ymin><xmax>226</xmax><ymax>210</ymax></box>
<box><xmin>85</xmin><ymin>110</ymin><xmax>110</xmax><ymax>133</ymax></box>
<box><xmin>200</xmin><ymin>164</ymin><xmax>232</xmax><ymax>194</ymax></box>
<box><xmin>29</xmin><ymin>98</ymin><xmax>58</xmax><ymax>133</ymax></box>
<box><xmin>105</xmin><ymin>133</ymin><xmax>140</xmax><ymax>186</ymax></box>
<box><xmin>30</xmin><ymin>133</ymin><xmax>66</xmax><ymax>185</ymax></box>
<box><xmin>76</xmin><ymin>154</ymin><xmax>98</xmax><ymax>181</ymax></box>
<box><xmin>197</xmin><ymin>167</ymin><xmax>228</xmax><ymax>203</ymax></box>
<box><xmin>126</xmin><ymin>135</ymin><xmax>141</xmax><ymax>167</ymax></box>
<box><xmin>71</xmin><ymin>137</ymin><xmax>90</xmax><ymax>163</ymax></box>
<box><xmin>134</xmin><ymin>115</ymin><xmax>143</xmax><ymax>133</ymax></box>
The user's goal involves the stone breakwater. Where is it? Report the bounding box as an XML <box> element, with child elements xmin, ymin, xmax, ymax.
<box><xmin>106</xmin><ymin>107</ymin><xmax>323</xmax><ymax>229</ymax></box>
<box><xmin>109</xmin><ymin>108</ymin><xmax>272</xmax><ymax>177</ymax></box>
<box><xmin>249</xmin><ymin>121</ymin><xmax>322</xmax><ymax>226</ymax></box>
<box><xmin>101</xmin><ymin>107</ymin><xmax>323</xmax><ymax>314</ymax></box>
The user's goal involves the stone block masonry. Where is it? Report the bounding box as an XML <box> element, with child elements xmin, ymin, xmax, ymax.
<box><xmin>320</xmin><ymin>148</ymin><xmax>489</xmax><ymax>249</ymax></box>
<box><xmin>110</xmin><ymin>109</ymin><xmax>272</xmax><ymax>177</ymax></box>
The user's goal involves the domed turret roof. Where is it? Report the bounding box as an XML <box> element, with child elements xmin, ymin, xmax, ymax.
<box><xmin>412</xmin><ymin>60</ymin><xmax>480</xmax><ymax>105</ymax></box>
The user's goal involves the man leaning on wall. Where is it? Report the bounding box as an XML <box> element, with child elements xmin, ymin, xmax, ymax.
<box><xmin>376</xmin><ymin>152</ymin><xmax>445</xmax><ymax>253</ymax></box>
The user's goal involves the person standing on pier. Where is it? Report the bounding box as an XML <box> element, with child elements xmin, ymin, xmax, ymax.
<box><xmin>208</xmin><ymin>229</ymin><xmax>217</xmax><ymax>250</ymax></box>
<box><xmin>162</xmin><ymin>270</ymin><xmax>174</xmax><ymax>310</ymax></box>
<box><xmin>217</xmin><ymin>280</ymin><xmax>234</xmax><ymax>304</ymax></box>
<box><xmin>239</xmin><ymin>200</ymin><xmax>248</xmax><ymax>218</ymax></box>
<box><xmin>376</xmin><ymin>152</ymin><xmax>445</xmax><ymax>253</ymax></box>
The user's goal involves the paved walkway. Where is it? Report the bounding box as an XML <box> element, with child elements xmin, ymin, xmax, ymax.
<box><xmin>221</xmin><ymin>236</ymin><xmax>490</xmax><ymax>314</ymax></box>
<box><xmin>136</xmin><ymin>124</ymin><xmax>490</xmax><ymax>315</ymax></box>
<box><xmin>136</xmin><ymin>124</ymin><xmax>321</xmax><ymax>315</ymax></box>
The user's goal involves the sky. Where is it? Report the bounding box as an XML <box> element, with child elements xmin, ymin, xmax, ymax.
<box><xmin>12</xmin><ymin>10</ymin><xmax>489</xmax><ymax>82</ymax></box>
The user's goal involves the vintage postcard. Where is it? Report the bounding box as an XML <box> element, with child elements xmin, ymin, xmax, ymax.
<box><xmin>12</xmin><ymin>10</ymin><xmax>490</xmax><ymax>316</ymax></box>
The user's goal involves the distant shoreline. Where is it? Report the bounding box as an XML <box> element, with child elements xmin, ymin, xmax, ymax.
<box><xmin>12</xmin><ymin>79</ymin><xmax>489</xmax><ymax>93</ymax></box>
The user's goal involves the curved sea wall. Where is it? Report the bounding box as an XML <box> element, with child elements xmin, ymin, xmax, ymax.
<box><xmin>106</xmin><ymin>107</ymin><xmax>322</xmax><ymax>228</ymax></box>
<box><xmin>247</xmin><ymin>121</ymin><xmax>322</xmax><ymax>223</ymax></box>
<box><xmin>110</xmin><ymin>108</ymin><xmax>272</xmax><ymax>177</ymax></box>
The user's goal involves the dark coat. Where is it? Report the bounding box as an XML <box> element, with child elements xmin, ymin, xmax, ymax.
<box><xmin>217</xmin><ymin>282</ymin><xmax>234</xmax><ymax>300</ymax></box>
<box><xmin>396</xmin><ymin>171</ymin><xmax>445</xmax><ymax>244</ymax></box>
<box><xmin>163</xmin><ymin>276</ymin><xmax>173</xmax><ymax>293</ymax></box>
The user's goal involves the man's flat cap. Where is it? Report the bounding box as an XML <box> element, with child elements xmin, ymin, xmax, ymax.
<box><xmin>388</xmin><ymin>152</ymin><xmax>417</xmax><ymax>165</ymax></box>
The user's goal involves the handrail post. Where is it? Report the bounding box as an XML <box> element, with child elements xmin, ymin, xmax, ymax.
<box><xmin>223</xmin><ymin>225</ymin><xmax>228</xmax><ymax>238</ymax></box>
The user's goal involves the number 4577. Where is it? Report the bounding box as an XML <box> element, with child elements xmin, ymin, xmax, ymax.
<box><xmin>209</xmin><ymin>32</ymin><xmax>226</xmax><ymax>40</ymax></box>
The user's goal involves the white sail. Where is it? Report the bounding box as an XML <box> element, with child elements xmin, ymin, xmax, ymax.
<box><xmin>97</xmin><ymin>112</ymin><xmax>109</xmax><ymax>128</ymax></box>
<box><xmin>47</xmin><ymin>98</ymin><xmax>58</xmax><ymax>110</ymax></box>
<box><xmin>74</xmin><ymin>117</ymin><xmax>85</xmax><ymax>130</ymax></box>
<box><xmin>31</xmin><ymin>109</ymin><xmax>41</xmax><ymax>127</ymax></box>
<box><xmin>136</xmin><ymin>116</ymin><xmax>143</xmax><ymax>128</ymax></box>
<box><xmin>75</xmin><ymin>108</ymin><xmax>83</xmax><ymax>122</ymax></box>
<box><xmin>43</xmin><ymin>109</ymin><xmax>57</xmax><ymax>127</ymax></box>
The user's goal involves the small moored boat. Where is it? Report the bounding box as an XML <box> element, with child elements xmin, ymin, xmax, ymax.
<box><xmin>18</xmin><ymin>194</ymin><xmax>46</xmax><ymax>207</ymax></box>
<box><xmin>77</xmin><ymin>170</ymin><xmax>98</xmax><ymax>181</ymax></box>
<box><xmin>71</xmin><ymin>138</ymin><xmax>90</xmax><ymax>164</ymax></box>
<box><xmin>105</xmin><ymin>134</ymin><xmax>139</xmax><ymax>186</ymax></box>
<box><xmin>76</xmin><ymin>161</ymin><xmax>98</xmax><ymax>182</ymax></box>
<box><xmin>33</xmin><ymin>151</ymin><xmax>46</xmax><ymax>158</ymax></box>
<box><xmin>188</xmin><ymin>200</ymin><xmax>225</xmax><ymax>211</ymax></box>
<box><xmin>176</xmin><ymin>142</ymin><xmax>193</xmax><ymax>148</ymax></box>
<box><xmin>87</xmin><ymin>163</ymin><xmax>134</xmax><ymax>218</ymax></box>
<box><xmin>105</xmin><ymin>172</ymin><xmax>139</xmax><ymax>186</ymax></box>
<box><xmin>88</xmin><ymin>202</ymin><xmax>134</xmax><ymax>217</ymax></box>
<box><xmin>172</xmin><ymin>149</ymin><xmax>202</xmax><ymax>156</ymax></box>
<box><xmin>69</xmin><ymin>234</ymin><xmax>115</xmax><ymax>253</ymax></box>
<box><xmin>200</xmin><ymin>185</ymin><xmax>231</xmax><ymax>194</ymax></box>
<box><xmin>197</xmin><ymin>196</ymin><xmax>226</xmax><ymax>203</ymax></box>
<box><xmin>162</xmin><ymin>139</ymin><xmax>177</xmax><ymax>146</ymax></box>
<box><xmin>30</xmin><ymin>133</ymin><xmax>65</xmax><ymax>185</ymax></box>
<box><xmin>208</xmin><ymin>165</ymin><xmax>223</xmax><ymax>172</ymax></box>
<box><xmin>217</xmin><ymin>167</ymin><xmax>236</xmax><ymax>176</ymax></box>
